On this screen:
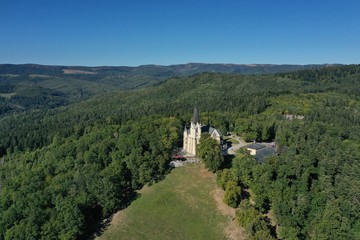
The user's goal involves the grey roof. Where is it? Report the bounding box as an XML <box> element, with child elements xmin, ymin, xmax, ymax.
<box><xmin>245</xmin><ymin>143</ymin><xmax>265</xmax><ymax>150</ymax></box>
<box><xmin>209</xmin><ymin>127</ymin><xmax>222</xmax><ymax>137</ymax></box>
<box><xmin>200</xmin><ymin>125</ymin><xmax>223</xmax><ymax>137</ymax></box>
<box><xmin>209</xmin><ymin>127</ymin><xmax>216</xmax><ymax>135</ymax></box>
<box><xmin>255</xmin><ymin>147</ymin><xmax>276</xmax><ymax>163</ymax></box>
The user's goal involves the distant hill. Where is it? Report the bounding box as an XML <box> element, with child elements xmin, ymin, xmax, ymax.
<box><xmin>0</xmin><ymin>62</ymin><xmax>334</xmax><ymax>78</ymax></box>
<box><xmin>0</xmin><ymin>63</ymin><xmax>335</xmax><ymax>115</ymax></box>
<box><xmin>163</xmin><ymin>63</ymin><xmax>336</xmax><ymax>75</ymax></box>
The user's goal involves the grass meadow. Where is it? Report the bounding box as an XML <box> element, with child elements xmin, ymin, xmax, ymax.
<box><xmin>97</xmin><ymin>163</ymin><xmax>227</xmax><ymax>240</ymax></box>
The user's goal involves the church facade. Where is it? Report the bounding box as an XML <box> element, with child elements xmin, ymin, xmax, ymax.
<box><xmin>183</xmin><ymin>107</ymin><xmax>226</xmax><ymax>156</ymax></box>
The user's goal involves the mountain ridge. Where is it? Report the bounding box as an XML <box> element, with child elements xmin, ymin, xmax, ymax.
<box><xmin>0</xmin><ymin>63</ymin><xmax>343</xmax><ymax>116</ymax></box>
<box><xmin>0</xmin><ymin>62</ymin><xmax>340</xmax><ymax>76</ymax></box>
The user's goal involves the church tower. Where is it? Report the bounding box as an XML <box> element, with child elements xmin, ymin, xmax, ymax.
<box><xmin>183</xmin><ymin>107</ymin><xmax>226</xmax><ymax>157</ymax></box>
<box><xmin>183</xmin><ymin>107</ymin><xmax>202</xmax><ymax>155</ymax></box>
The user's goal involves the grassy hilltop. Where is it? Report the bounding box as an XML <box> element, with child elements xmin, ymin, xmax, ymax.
<box><xmin>97</xmin><ymin>164</ymin><xmax>240</xmax><ymax>240</ymax></box>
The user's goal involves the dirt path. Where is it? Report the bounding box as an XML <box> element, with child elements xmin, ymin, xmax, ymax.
<box><xmin>197</xmin><ymin>165</ymin><xmax>246</xmax><ymax>240</ymax></box>
<box><xmin>212</xmin><ymin>188</ymin><xmax>246</xmax><ymax>240</ymax></box>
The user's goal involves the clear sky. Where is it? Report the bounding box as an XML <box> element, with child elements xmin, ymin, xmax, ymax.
<box><xmin>1</xmin><ymin>0</ymin><xmax>360</xmax><ymax>66</ymax></box>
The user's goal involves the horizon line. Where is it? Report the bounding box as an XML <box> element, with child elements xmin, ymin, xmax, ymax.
<box><xmin>0</xmin><ymin>62</ymin><xmax>351</xmax><ymax>68</ymax></box>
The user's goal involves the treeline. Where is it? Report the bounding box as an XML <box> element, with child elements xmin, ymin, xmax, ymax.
<box><xmin>277</xmin><ymin>64</ymin><xmax>360</xmax><ymax>83</ymax></box>
<box><xmin>278</xmin><ymin>64</ymin><xmax>360</xmax><ymax>95</ymax></box>
<box><xmin>0</xmin><ymin>116</ymin><xmax>181</xmax><ymax>239</ymax></box>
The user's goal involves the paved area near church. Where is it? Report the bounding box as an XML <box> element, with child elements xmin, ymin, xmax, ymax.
<box><xmin>170</xmin><ymin>158</ymin><xmax>200</xmax><ymax>168</ymax></box>
<box><xmin>226</xmin><ymin>135</ymin><xmax>248</xmax><ymax>155</ymax></box>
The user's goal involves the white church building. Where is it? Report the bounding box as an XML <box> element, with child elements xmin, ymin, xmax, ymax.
<box><xmin>183</xmin><ymin>107</ymin><xmax>227</xmax><ymax>156</ymax></box>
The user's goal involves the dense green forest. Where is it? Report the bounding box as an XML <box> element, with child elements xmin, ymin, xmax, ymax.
<box><xmin>220</xmin><ymin>91</ymin><xmax>360</xmax><ymax>239</ymax></box>
<box><xmin>0</xmin><ymin>65</ymin><xmax>346</xmax><ymax>156</ymax></box>
<box><xmin>1</xmin><ymin>64</ymin><xmax>360</xmax><ymax>239</ymax></box>
<box><xmin>0</xmin><ymin>117</ymin><xmax>181</xmax><ymax>239</ymax></box>
<box><xmin>0</xmin><ymin>63</ymin><xmax>321</xmax><ymax>116</ymax></box>
<box><xmin>216</xmin><ymin>65</ymin><xmax>360</xmax><ymax>239</ymax></box>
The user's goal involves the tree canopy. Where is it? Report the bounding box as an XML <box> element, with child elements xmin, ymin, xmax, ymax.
<box><xmin>1</xmin><ymin>64</ymin><xmax>360</xmax><ymax>239</ymax></box>
<box><xmin>197</xmin><ymin>133</ymin><xmax>224</xmax><ymax>172</ymax></box>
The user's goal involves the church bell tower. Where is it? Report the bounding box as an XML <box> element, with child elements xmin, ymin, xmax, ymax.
<box><xmin>183</xmin><ymin>107</ymin><xmax>202</xmax><ymax>155</ymax></box>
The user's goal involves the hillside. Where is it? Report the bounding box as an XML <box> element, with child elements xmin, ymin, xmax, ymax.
<box><xmin>0</xmin><ymin>63</ymin><xmax>326</xmax><ymax>78</ymax></box>
<box><xmin>1</xmin><ymin>65</ymin><xmax>359</xmax><ymax>156</ymax></box>
<box><xmin>0</xmin><ymin>63</ymin><xmax>324</xmax><ymax>115</ymax></box>
<box><xmin>97</xmin><ymin>163</ymin><xmax>244</xmax><ymax>240</ymax></box>
<box><xmin>0</xmin><ymin>72</ymin><xmax>313</xmax><ymax>155</ymax></box>
<box><xmin>0</xmin><ymin>65</ymin><xmax>360</xmax><ymax>239</ymax></box>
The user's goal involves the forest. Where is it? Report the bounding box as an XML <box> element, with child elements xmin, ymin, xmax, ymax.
<box><xmin>1</xmin><ymin>64</ymin><xmax>360</xmax><ymax>239</ymax></box>
<box><xmin>0</xmin><ymin>63</ymin><xmax>318</xmax><ymax>116</ymax></box>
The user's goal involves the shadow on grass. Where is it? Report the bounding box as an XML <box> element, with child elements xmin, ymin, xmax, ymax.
<box><xmin>87</xmin><ymin>190</ymin><xmax>140</xmax><ymax>240</ymax></box>
<box><xmin>88</xmin><ymin>164</ymin><xmax>175</xmax><ymax>239</ymax></box>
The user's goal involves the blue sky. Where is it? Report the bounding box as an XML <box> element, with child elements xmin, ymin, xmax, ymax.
<box><xmin>1</xmin><ymin>0</ymin><xmax>360</xmax><ymax>66</ymax></box>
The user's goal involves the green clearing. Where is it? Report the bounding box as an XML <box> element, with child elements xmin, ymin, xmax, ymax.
<box><xmin>0</xmin><ymin>93</ymin><xmax>16</xmax><ymax>99</ymax></box>
<box><xmin>0</xmin><ymin>74</ymin><xmax>18</xmax><ymax>78</ymax></box>
<box><xmin>224</xmin><ymin>137</ymin><xmax>240</xmax><ymax>145</ymax></box>
<box><xmin>98</xmin><ymin>164</ymin><xmax>228</xmax><ymax>240</ymax></box>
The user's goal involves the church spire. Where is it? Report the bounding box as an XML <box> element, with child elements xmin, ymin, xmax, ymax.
<box><xmin>207</xmin><ymin>110</ymin><xmax>211</xmax><ymax>127</ymax></box>
<box><xmin>192</xmin><ymin>106</ymin><xmax>200</xmax><ymax>124</ymax></box>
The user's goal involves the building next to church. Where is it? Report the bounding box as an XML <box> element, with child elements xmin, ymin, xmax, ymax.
<box><xmin>245</xmin><ymin>142</ymin><xmax>276</xmax><ymax>163</ymax></box>
<box><xmin>183</xmin><ymin>107</ymin><xmax>227</xmax><ymax>156</ymax></box>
